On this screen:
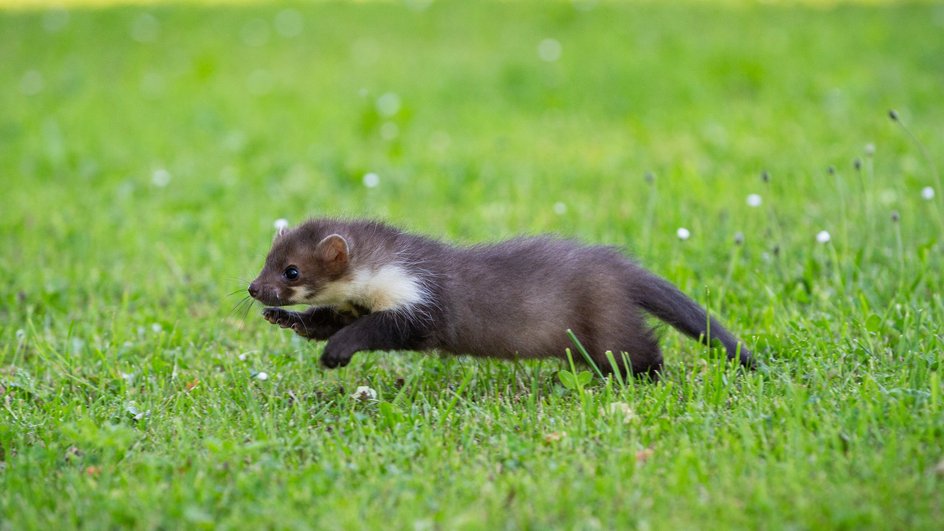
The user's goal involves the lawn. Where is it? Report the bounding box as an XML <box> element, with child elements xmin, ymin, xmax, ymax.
<box><xmin>1</xmin><ymin>0</ymin><xmax>943</xmax><ymax>528</ymax></box>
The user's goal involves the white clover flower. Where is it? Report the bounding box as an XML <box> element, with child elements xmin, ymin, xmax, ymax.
<box><xmin>816</xmin><ymin>230</ymin><xmax>831</xmax><ymax>244</ymax></box>
<box><xmin>247</xmin><ymin>69</ymin><xmax>273</xmax><ymax>96</ymax></box>
<box><xmin>879</xmin><ymin>189</ymin><xmax>897</xmax><ymax>205</ymax></box>
<box><xmin>921</xmin><ymin>186</ymin><xmax>935</xmax><ymax>201</ymax></box>
<box><xmin>274</xmin><ymin>9</ymin><xmax>303</xmax><ymax>38</ymax></box>
<box><xmin>405</xmin><ymin>0</ymin><xmax>433</xmax><ymax>11</ymax></box>
<box><xmin>273</xmin><ymin>218</ymin><xmax>289</xmax><ymax>231</ymax></box>
<box><xmin>380</xmin><ymin>122</ymin><xmax>399</xmax><ymax>140</ymax></box>
<box><xmin>254</xmin><ymin>371</ymin><xmax>269</xmax><ymax>381</ymax></box>
<box><xmin>362</xmin><ymin>172</ymin><xmax>380</xmax><ymax>188</ymax></box>
<box><xmin>676</xmin><ymin>227</ymin><xmax>690</xmax><ymax>241</ymax></box>
<box><xmin>151</xmin><ymin>168</ymin><xmax>171</xmax><ymax>187</ymax></box>
<box><xmin>351</xmin><ymin>386</ymin><xmax>377</xmax><ymax>401</ymax></box>
<box><xmin>130</xmin><ymin>13</ymin><xmax>160</xmax><ymax>43</ymax></box>
<box><xmin>42</xmin><ymin>8</ymin><xmax>69</xmax><ymax>34</ymax></box>
<box><xmin>240</xmin><ymin>18</ymin><xmax>270</xmax><ymax>47</ymax></box>
<box><xmin>746</xmin><ymin>194</ymin><xmax>762</xmax><ymax>207</ymax></box>
<box><xmin>537</xmin><ymin>38</ymin><xmax>562</xmax><ymax>62</ymax></box>
<box><xmin>864</xmin><ymin>143</ymin><xmax>875</xmax><ymax>156</ymax></box>
<box><xmin>151</xmin><ymin>323</ymin><xmax>163</xmax><ymax>333</ymax></box>
<box><xmin>375</xmin><ymin>92</ymin><xmax>401</xmax><ymax>117</ymax></box>
<box><xmin>605</xmin><ymin>402</ymin><xmax>636</xmax><ymax>424</ymax></box>
<box><xmin>20</xmin><ymin>70</ymin><xmax>44</xmax><ymax>96</ymax></box>
<box><xmin>553</xmin><ymin>202</ymin><xmax>567</xmax><ymax>215</ymax></box>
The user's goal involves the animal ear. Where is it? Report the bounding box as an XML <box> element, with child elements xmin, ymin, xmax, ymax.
<box><xmin>315</xmin><ymin>234</ymin><xmax>349</xmax><ymax>266</ymax></box>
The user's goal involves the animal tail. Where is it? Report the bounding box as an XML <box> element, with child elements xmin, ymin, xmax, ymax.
<box><xmin>636</xmin><ymin>272</ymin><xmax>754</xmax><ymax>368</ymax></box>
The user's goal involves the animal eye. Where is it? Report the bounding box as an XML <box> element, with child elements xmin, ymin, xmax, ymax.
<box><xmin>284</xmin><ymin>266</ymin><xmax>300</xmax><ymax>281</ymax></box>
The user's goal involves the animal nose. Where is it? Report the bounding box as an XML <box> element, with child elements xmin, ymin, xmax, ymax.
<box><xmin>248</xmin><ymin>282</ymin><xmax>259</xmax><ymax>298</ymax></box>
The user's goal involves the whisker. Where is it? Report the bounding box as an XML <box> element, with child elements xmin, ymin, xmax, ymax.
<box><xmin>229</xmin><ymin>298</ymin><xmax>244</xmax><ymax>317</ymax></box>
<box><xmin>225</xmin><ymin>287</ymin><xmax>248</xmax><ymax>298</ymax></box>
<box><xmin>229</xmin><ymin>296</ymin><xmax>252</xmax><ymax>317</ymax></box>
<box><xmin>240</xmin><ymin>298</ymin><xmax>256</xmax><ymax>320</ymax></box>
<box><xmin>296</xmin><ymin>311</ymin><xmax>312</xmax><ymax>337</ymax></box>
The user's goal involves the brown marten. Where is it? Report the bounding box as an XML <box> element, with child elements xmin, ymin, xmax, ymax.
<box><xmin>248</xmin><ymin>218</ymin><xmax>754</xmax><ymax>380</ymax></box>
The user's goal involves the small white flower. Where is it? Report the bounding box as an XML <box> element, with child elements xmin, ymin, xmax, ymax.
<box><xmin>139</xmin><ymin>72</ymin><xmax>164</xmax><ymax>98</ymax></box>
<box><xmin>151</xmin><ymin>168</ymin><xmax>171</xmax><ymax>187</ymax></box>
<box><xmin>246</xmin><ymin>69</ymin><xmax>273</xmax><ymax>96</ymax></box>
<box><xmin>42</xmin><ymin>8</ymin><xmax>70</xmax><ymax>34</ymax></box>
<box><xmin>380</xmin><ymin>122</ymin><xmax>399</xmax><ymax>141</ymax></box>
<box><xmin>734</xmin><ymin>231</ymin><xmax>744</xmax><ymax>245</ymax></box>
<box><xmin>238</xmin><ymin>353</ymin><xmax>248</xmax><ymax>361</ymax></box>
<box><xmin>864</xmin><ymin>143</ymin><xmax>875</xmax><ymax>156</ymax></box>
<box><xmin>676</xmin><ymin>227</ymin><xmax>690</xmax><ymax>241</ymax></box>
<box><xmin>537</xmin><ymin>38</ymin><xmax>562</xmax><ymax>62</ymax></box>
<box><xmin>605</xmin><ymin>402</ymin><xmax>636</xmax><ymax>424</ymax></box>
<box><xmin>362</xmin><ymin>172</ymin><xmax>380</xmax><ymax>188</ymax></box>
<box><xmin>274</xmin><ymin>8</ymin><xmax>303</xmax><ymax>38</ymax></box>
<box><xmin>240</xmin><ymin>18</ymin><xmax>270</xmax><ymax>47</ymax></box>
<box><xmin>921</xmin><ymin>186</ymin><xmax>935</xmax><ymax>201</ymax></box>
<box><xmin>816</xmin><ymin>230</ymin><xmax>831</xmax><ymax>244</ymax></box>
<box><xmin>553</xmin><ymin>202</ymin><xmax>567</xmax><ymax>215</ymax></box>
<box><xmin>879</xmin><ymin>189</ymin><xmax>897</xmax><ymax>205</ymax></box>
<box><xmin>273</xmin><ymin>218</ymin><xmax>289</xmax><ymax>231</ymax></box>
<box><xmin>255</xmin><ymin>371</ymin><xmax>269</xmax><ymax>381</ymax></box>
<box><xmin>130</xmin><ymin>13</ymin><xmax>160</xmax><ymax>43</ymax></box>
<box><xmin>429</xmin><ymin>131</ymin><xmax>451</xmax><ymax>152</ymax></box>
<box><xmin>351</xmin><ymin>385</ymin><xmax>377</xmax><ymax>401</ymax></box>
<box><xmin>151</xmin><ymin>323</ymin><xmax>163</xmax><ymax>333</ymax></box>
<box><xmin>746</xmin><ymin>194</ymin><xmax>762</xmax><ymax>207</ymax></box>
<box><xmin>405</xmin><ymin>0</ymin><xmax>433</xmax><ymax>11</ymax></box>
<box><xmin>20</xmin><ymin>70</ymin><xmax>44</xmax><ymax>96</ymax></box>
<box><xmin>375</xmin><ymin>92</ymin><xmax>401</xmax><ymax>117</ymax></box>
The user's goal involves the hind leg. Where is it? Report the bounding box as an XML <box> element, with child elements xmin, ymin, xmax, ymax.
<box><xmin>593</xmin><ymin>326</ymin><xmax>663</xmax><ymax>382</ymax></box>
<box><xmin>573</xmin><ymin>292</ymin><xmax>664</xmax><ymax>382</ymax></box>
<box><xmin>626</xmin><ymin>336</ymin><xmax>663</xmax><ymax>382</ymax></box>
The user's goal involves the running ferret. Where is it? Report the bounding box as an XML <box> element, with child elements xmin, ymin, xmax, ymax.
<box><xmin>248</xmin><ymin>218</ymin><xmax>754</xmax><ymax>379</ymax></box>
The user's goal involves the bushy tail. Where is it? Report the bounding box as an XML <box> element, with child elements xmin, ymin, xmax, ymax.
<box><xmin>636</xmin><ymin>273</ymin><xmax>754</xmax><ymax>368</ymax></box>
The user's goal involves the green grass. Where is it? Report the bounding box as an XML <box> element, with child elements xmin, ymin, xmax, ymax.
<box><xmin>2</xmin><ymin>0</ymin><xmax>943</xmax><ymax>528</ymax></box>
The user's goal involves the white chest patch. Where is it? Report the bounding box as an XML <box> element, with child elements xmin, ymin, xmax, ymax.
<box><xmin>295</xmin><ymin>264</ymin><xmax>427</xmax><ymax>312</ymax></box>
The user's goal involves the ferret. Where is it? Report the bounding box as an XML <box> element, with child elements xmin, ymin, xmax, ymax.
<box><xmin>248</xmin><ymin>218</ymin><xmax>754</xmax><ymax>379</ymax></box>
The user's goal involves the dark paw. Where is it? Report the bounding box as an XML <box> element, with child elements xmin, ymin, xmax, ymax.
<box><xmin>262</xmin><ymin>307</ymin><xmax>298</xmax><ymax>328</ymax></box>
<box><xmin>264</xmin><ymin>308</ymin><xmax>321</xmax><ymax>339</ymax></box>
<box><xmin>320</xmin><ymin>346</ymin><xmax>353</xmax><ymax>369</ymax></box>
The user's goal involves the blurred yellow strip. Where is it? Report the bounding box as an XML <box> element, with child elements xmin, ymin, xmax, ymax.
<box><xmin>0</xmin><ymin>0</ymin><xmax>915</xmax><ymax>10</ymax></box>
<box><xmin>0</xmin><ymin>0</ymin><xmax>280</xmax><ymax>9</ymax></box>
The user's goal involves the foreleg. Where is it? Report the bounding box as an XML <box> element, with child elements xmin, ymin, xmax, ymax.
<box><xmin>321</xmin><ymin>311</ymin><xmax>424</xmax><ymax>368</ymax></box>
<box><xmin>262</xmin><ymin>307</ymin><xmax>358</xmax><ymax>340</ymax></box>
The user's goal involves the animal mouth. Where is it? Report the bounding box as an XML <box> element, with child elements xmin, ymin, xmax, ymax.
<box><xmin>253</xmin><ymin>294</ymin><xmax>284</xmax><ymax>306</ymax></box>
<box><xmin>248</xmin><ymin>284</ymin><xmax>285</xmax><ymax>307</ymax></box>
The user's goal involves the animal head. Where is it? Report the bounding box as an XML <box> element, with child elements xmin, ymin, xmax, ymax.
<box><xmin>248</xmin><ymin>224</ymin><xmax>351</xmax><ymax>307</ymax></box>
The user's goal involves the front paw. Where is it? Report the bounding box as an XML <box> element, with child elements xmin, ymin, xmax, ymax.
<box><xmin>320</xmin><ymin>342</ymin><xmax>353</xmax><ymax>369</ymax></box>
<box><xmin>262</xmin><ymin>307</ymin><xmax>298</xmax><ymax>328</ymax></box>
